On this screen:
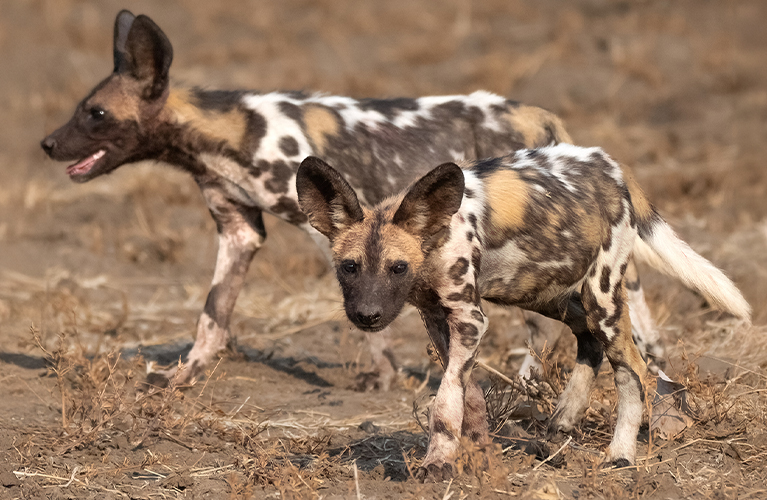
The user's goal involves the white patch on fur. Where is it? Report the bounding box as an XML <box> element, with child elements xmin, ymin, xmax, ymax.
<box><xmin>244</xmin><ymin>94</ymin><xmax>314</xmax><ymax>160</ymax></box>
<box><xmin>211</xmin><ymin>228</ymin><xmax>264</xmax><ymax>286</ymax></box>
<box><xmin>461</xmin><ymin>91</ymin><xmax>509</xmax><ymax>133</ymax></box>
<box><xmin>186</xmin><ymin>311</ymin><xmax>230</xmax><ymax>368</ymax></box>
<box><xmin>607</xmin><ymin>366</ymin><xmax>644</xmax><ymax>464</ymax></box>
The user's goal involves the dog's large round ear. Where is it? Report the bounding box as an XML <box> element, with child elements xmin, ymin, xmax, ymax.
<box><xmin>297</xmin><ymin>157</ymin><xmax>364</xmax><ymax>241</ymax></box>
<box><xmin>393</xmin><ymin>162</ymin><xmax>465</xmax><ymax>238</ymax></box>
<box><xmin>113</xmin><ymin>10</ymin><xmax>173</xmax><ymax>100</ymax></box>
<box><xmin>113</xmin><ymin>10</ymin><xmax>136</xmax><ymax>72</ymax></box>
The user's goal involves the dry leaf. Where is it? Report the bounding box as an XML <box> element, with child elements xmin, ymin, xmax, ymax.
<box><xmin>651</xmin><ymin>370</ymin><xmax>696</xmax><ymax>439</ymax></box>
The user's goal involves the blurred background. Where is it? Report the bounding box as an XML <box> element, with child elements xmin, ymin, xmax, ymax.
<box><xmin>1</xmin><ymin>0</ymin><xmax>765</xmax><ymax>361</ymax></box>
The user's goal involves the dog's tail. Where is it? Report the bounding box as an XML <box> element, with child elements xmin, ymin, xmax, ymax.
<box><xmin>628</xmin><ymin>174</ymin><xmax>751</xmax><ymax>322</ymax></box>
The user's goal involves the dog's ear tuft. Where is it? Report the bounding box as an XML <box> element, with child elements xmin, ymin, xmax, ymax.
<box><xmin>113</xmin><ymin>11</ymin><xmax>173</xmax><ymax>100</ymax></box>
<box><xmin>393</xmin><ymin>163</ymin><xmax>465</xmax><ymax>239</ymax></box>
<box><xmin>297</xmin><ymin>157</ymin><xmax>365</xmax><ymax>241</ymax></box>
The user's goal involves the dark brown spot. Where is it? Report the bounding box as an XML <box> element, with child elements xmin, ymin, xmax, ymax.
<box><xmin>468</xmin><ymin>214</ymin><xmax>477</xmax><ymax>231</ymax></box>
<box><xmin>243</xmin><ymin>111</ymin><xmax>267</xmax><ymax>155</ymax></box>
<box><xmin>470</xmin><ymin>309</ymin><xmax>484</xmax><ymax>323</ymax></box>
<box><xmin>448</xmin><ymin>258</ymin><xmax>469</xmax><ymax>284</ymax></box>
<box><xmin>203</xmin><ymin>284</ymin><xmax>225</xmax><ymax>328</ymax></box>
<box><xmin>264</xmin><ymin>160</ymin><xmax>294</xmax><ymax>193</ymax></box>
<box><xmin>278</xmin><ymin>101</ymin><xmax>302</xmax><ymax>122</ymax></box>
<box><xmin>431</xmin><ymin>418</ymin><xmax>454</xmax><ymax>440</ymax></box>
<box><xmin>462</xmin><ymin>357</ymin><xmax>475</xmax><ymax>373</ymax></box>
<box><xmin>600</xmin><ymin>266</ymin><xmax>611</xmax><ymax>294</ymax></box>
<box><xmin>456</xmin><ymin>322</ymin><xmax>479</xmax><ymax>348</ymax></box>
<box><xmin>271</xmin><ymin>196</ymin><xmax>308</xmax><ymax>224</ymax></box>
<box><xmin>279</xmin><ymin>136</ymin><xmax>299</xmax><ymax>157</ymax></box>
<box><xmin>471</xmin><ymin>247</ymin><xmax>481</xmax><ymax>277</ymax></box>
<box><xmin>248</xmin><ymin>159</ymin><xmax>270</xmax><ymax>178</ymax></box>
<box><xmin>447</xmin><ymin>283</ymin><xmax>478</xmax><ymax>304</ymax></box>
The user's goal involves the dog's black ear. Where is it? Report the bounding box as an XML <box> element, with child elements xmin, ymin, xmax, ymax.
<box><xmin>113</xmin><ymin>10</ymin><xmax>173</xmax><ymax>100</ymax></box>
<box><xmin>393</xmin><ymin>163</ymin><xmax>465</xmax><ymax>239</ymax></box>
<box><xmin>297</xmin><ymin>157</ymin><xmax>365</xmax><ymax>241</ymax></box>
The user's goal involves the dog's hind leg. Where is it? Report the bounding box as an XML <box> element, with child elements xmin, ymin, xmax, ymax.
<box><xmin>520</xmin><ymin>258</ymin><xmax>661</xmax><ymax>378</ymax></box>
<box><xmin>517</xmin><ymin>310</ymin><xmax>568</xmax><ymax>378</ymax></box>
<box><xmin>579</xmin><ymin>227</ymin><xmax>647</xmax><ymax>466</ymax></box>
<box><xmin>540</xmin><ymin>295</ymin><xmax>602</xmax><ymax>440</ymax></box>
<box><xmin>625</xmin><ymin>259</ymin><xmax>664</xmax><ymax>372</ymax></box>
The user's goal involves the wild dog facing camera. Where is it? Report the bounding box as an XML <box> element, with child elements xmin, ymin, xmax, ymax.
<box><xmin>296</xmin><ymin>156</ymin><xmax>465</xmax><ymax>332</ymax></box>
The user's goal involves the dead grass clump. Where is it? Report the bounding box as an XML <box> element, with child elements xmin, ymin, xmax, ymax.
<box><xmin>31</xmin><ymin>327</ymin><xmax>141</xmax><ymax>451</ymax></box>
<box><xmin>28</xmin><ymin>326</ymin><xmax>269</xmax><ymax>458</ymax></box>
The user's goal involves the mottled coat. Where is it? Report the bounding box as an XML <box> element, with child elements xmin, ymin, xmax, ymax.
<box><xmin>296</xmin><ymin>145</ymin><xmax>750</xmax><ymax>480</ymax></box>
<box><xmin>40</xmin><ymin>10</ymin><xmax>661</xmax><ymax>386</ymax></box>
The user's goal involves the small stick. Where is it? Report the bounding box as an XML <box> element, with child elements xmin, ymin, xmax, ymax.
<box><xmin>353</xmin><ymin>461</ymin><xmax>362</xmax><ymax>500</ymax></box>
<box><xmin>477</xmin><ymin>361</ymin><xmax>525</xmax><ymax>391</ymax></box>
<box><xmin>62</xmin><ymin>466</ymin><xmax>79</xmax><ymax>487</ymax></box>
<box><xmin>442</xmin><ymin>478</ymin><xmax>454</xmax><ymax>500</ymax></box>
<box><xmin>533</xmin><ymin>436</ymin><xmax>572</xmax><ymax>470</ymax></box>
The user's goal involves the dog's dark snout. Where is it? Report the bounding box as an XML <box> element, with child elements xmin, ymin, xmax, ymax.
<box><xmin>41</xmin><ymin>136</ymin><xmax>56</xmax><ymax>156</ymax></box>
<box><xmin>356</xmin><ymin>310</ymin><xmax>382</xmax><ymax>327</ymax></box>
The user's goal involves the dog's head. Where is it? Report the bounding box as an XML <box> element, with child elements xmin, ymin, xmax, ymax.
<box><xmin>41</xmin><ymin>10</ymin><xmax>173</xmax><ymax>182</ymax></box>
<box><xmin>297</xmin><ymin>157</ymin><xmax>465</xmax><ymax>332</ymax></box>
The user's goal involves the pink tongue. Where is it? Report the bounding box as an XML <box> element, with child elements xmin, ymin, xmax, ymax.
<box><xmin>66</xmin><ymin>150</ymin><xmax>105</xmax><ymax>176</ymax></box>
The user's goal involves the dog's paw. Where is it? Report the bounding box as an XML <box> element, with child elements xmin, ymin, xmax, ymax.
<box><xmin>352</xmin><ymin>371</ymin><xmax>395</xmax><ymax>392</ymax></box>
<box><xmin>141</xmin><ymin>371</ymin><xmax>171</xmax><ymax>392</ymax></box>
<box><xmin>141</xmin><ymin>362</ymin><xmax>197</xmax><ymax>393</ymax></box>
<box><xmin>600</xmin><ymin>457</ymin><xmax>633</xmax><ymax>470</ymax></box>
<box><xmin>545</xmin><ymin>419</ymin><xmax>573</xmax><ymax>444</ymax></box>
<box><xmin>414</xmin><ymin>462</ymin><xmax>455</xmax><ymax>483</ymax></box>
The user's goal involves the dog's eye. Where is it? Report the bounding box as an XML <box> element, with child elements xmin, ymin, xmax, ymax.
<box><xmin>341</xmin><ymin>261</ymin><xmax>358</xmax><ymax>274</ymax></box>
<box><xmin>391</xmin><ymin>262</ymin><xmax>408</xmax><ymax>275</ymax></box>
<box><xmin>89</xmin><ymin>107</ymin><xmax>106</xmax><ymax>121</ymax></box>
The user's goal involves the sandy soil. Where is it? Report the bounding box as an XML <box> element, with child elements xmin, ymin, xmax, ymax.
<box><xmin>1</xmin><ymin>0</ymin><xmax>766</xmax><ymax>498</ymax></box>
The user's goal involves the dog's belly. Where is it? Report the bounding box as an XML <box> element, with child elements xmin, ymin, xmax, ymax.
<box><xmin>477</xmin><ymin>243</ymin><xmax>588</xmax><ymax>306</ymax></box>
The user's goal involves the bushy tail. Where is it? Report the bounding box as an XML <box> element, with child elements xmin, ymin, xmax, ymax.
<box><xmin>633</xmin><ymin>216</ymin><xmax>751</xmax><ymax>323</ymax></box>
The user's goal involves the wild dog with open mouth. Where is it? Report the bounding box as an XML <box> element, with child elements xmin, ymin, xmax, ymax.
<box><xmin>40</xmin><ymin>9</ymin><xmax>662</xmax><ymax>387</ymax></box>
<box><xmin>296</xmin><ymin>145</ymin><xmax>750</xmax><ymax>480</ymax></box>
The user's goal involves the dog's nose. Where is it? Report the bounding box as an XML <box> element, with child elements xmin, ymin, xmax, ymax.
<box><xmin>356</xmin><ymin>311</ymin><xmax>382</xmax><ymax>327</ymax></box>
<box><xmin>41</xmin><ymin>136</ymin><xmax>56</xmax><ymax>156</ymax></box>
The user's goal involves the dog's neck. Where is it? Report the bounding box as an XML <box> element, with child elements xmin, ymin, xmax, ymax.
<box><xmin>150</xmin><ymin>86</ymin><xmax>256</xmax><ymax>178</ymax></box>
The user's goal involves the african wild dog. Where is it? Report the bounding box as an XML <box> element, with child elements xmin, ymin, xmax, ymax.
<box><xmin>40</xmin><ymin>9</ymin><xmax>662</xmax><ymax>387</ymax></box>
<box><xmin>296</xmin><ymin>145</ymin><xmax>750</xmax><ymax>480</ymax></box>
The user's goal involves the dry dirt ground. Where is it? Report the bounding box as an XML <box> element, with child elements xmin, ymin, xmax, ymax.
<box><xmin>1</xmin><ymin>1</ymin><xmax>767</xmax><ymax>498</ymax></box>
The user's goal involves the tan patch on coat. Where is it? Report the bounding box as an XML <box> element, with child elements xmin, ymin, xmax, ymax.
<box><xmin>485</xmin><ymin>170</ymin><xmax>529</xmax><ymax>231</ymax></box>
<box><xmin>304</xmin><ymin>105</ymin><xmax>340</xmax><ymax>154</ymax></box>
<box><xmin>506</xmin><ymin>105</ymin><xmax>572</xmax><ymax>146</ymax></box>
<box><xmin>622</xmin><ymin>165</ymin><xmax>653</xmax><ymax>221</ymax></box>
<box><xmin>166</xmin><ymin>88</ymin><xmax>246</xmax><ymax>149</ymax></box>
<box><xmin>86</xmin><ymin>75</ymin><xmax>144</xmax><ymax>122</ymax></box>
<box><xmin>574</xmin><ymin>205</ymin><xmax>607</xmax><ymax>249</ymax></box>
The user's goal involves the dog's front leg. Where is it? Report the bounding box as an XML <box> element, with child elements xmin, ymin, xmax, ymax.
<box><xmin>415</xmin><ymin>298</ymin><xmax>489</xmax><ymax>482</ymax></box>
<box><xmin>167</xmin><ymin>187</ymin><xmax>266</xmax><ymax>385</ymax></box>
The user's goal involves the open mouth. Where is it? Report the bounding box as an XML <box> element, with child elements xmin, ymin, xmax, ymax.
<box><xmin>66</xmin><ymin>150</ymin><xmax>106</xmax><ymax>177</ymax></box>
